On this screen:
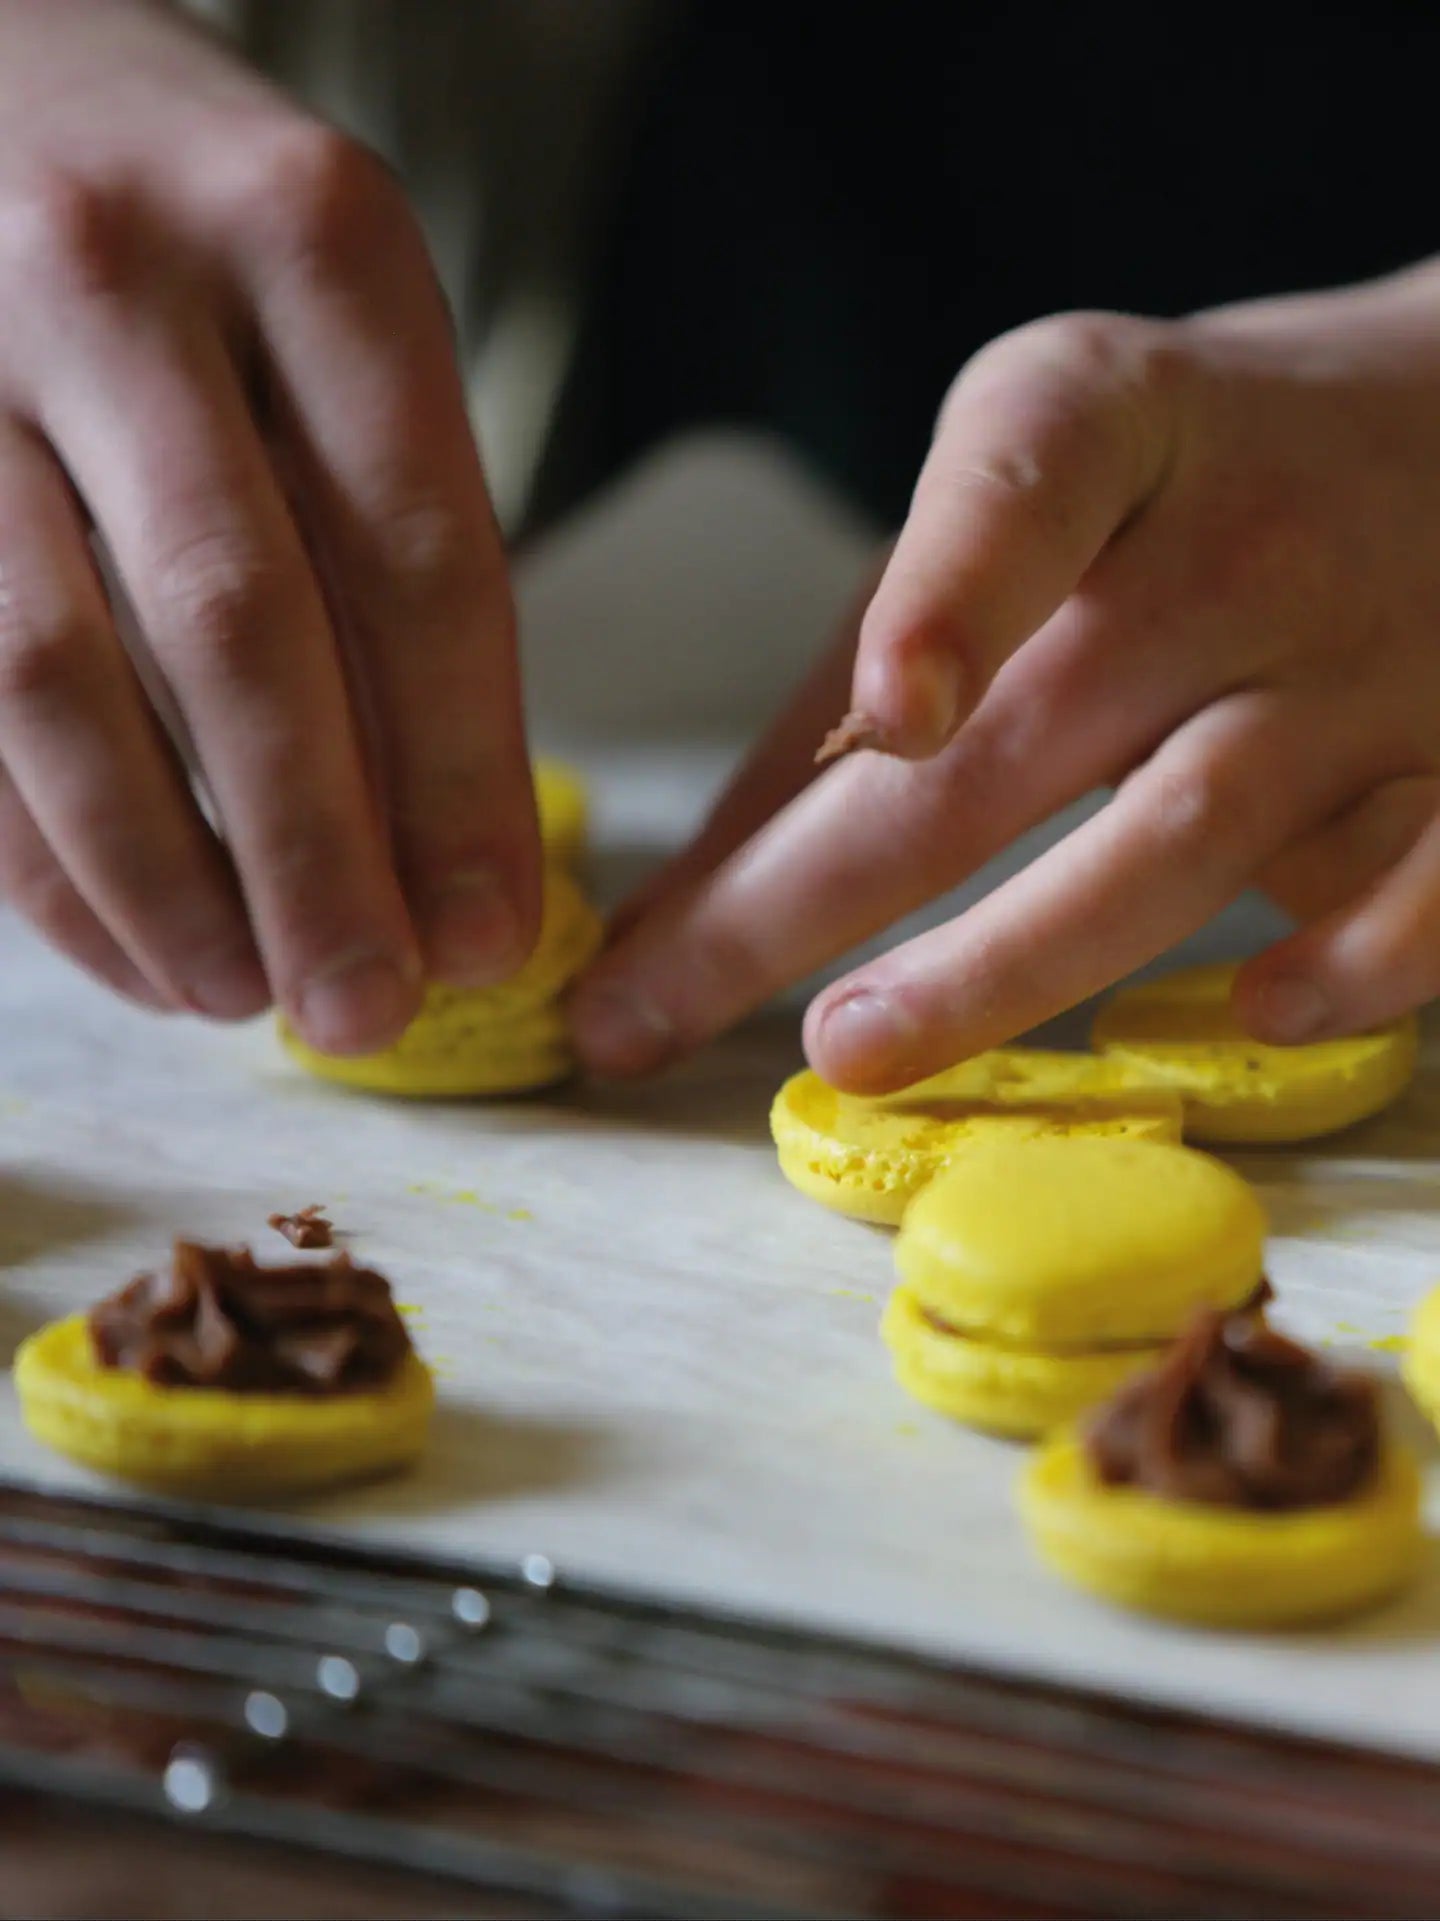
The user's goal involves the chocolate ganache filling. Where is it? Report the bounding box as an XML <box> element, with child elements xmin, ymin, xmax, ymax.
<box><xmin>89</xmin><ymin>1242</ymin><xmax>412</xmax><ymax>1393</ymax></box>
<box><xmin>1084</xmin><ymin>1305</ymin><xmax>1380</xmax><ymax>1510</ymax></box>
<box><xmin>267</xmin><ymin>1205</ymin><xmax>334</xmax><ymax>1250</ymax></box>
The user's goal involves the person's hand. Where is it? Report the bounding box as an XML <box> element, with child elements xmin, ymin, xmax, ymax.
<box><xmin>572</xmin><ymin>266</ymin><xmax>1440</xmax><ymax>1088</ymax></box>
<box><xmin>0</xmin><ymin>0</ymin><xmax>536</xmax><ymax>1050</ymax></box>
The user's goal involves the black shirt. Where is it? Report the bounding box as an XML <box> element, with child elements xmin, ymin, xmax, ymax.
<box><xmin>536</xmin><ymin>3</ymin><xmax>1440</xmax><ymax>530</ymax></box>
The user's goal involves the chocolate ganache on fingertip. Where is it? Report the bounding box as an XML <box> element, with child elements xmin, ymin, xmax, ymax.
<box><xmin>89</xmin><ymin>1241</ymin><xmax>412</xmax><ymax>1393</ymax></box>
<box><xmin>1084</xmin><ymin>1300</ymin><xmax>1380</xmax><ymax>1511</ymax></box>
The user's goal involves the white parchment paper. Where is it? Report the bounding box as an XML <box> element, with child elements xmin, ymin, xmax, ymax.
<box><xmin>2</xmin><ymin>437</ymin><xmax>1437</xmax><ymax>1761</ymax></box>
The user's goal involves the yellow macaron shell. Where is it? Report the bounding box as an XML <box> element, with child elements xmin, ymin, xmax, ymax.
<box><xmin>895</xmin><ymin>1133</ymin><xmax>1266</xmax><ymax>1345</ymax></box>
<box><xmin>882</xmin><ymin>1286</ymin><xmax>1163</xmax><ymax>1437</ymax></box>
<box><xmin>1401</xmin><ymin>1283</ymin><xmax>1440</xmax><ymax>1432</ymax></box>
<box><xmin>281</xmin><ymin>1005</ymin><xmax>573</xmax><ymax>1098</ymax></box>
<box><xmin>15</xmin><ymin>1315</ymin><xmax>435</xmax><ymax>1499</ymax></box>
<box><xmin>278</xmin><ymin>869</ymin><xmax>601</xmax><ymax>1097</ymax></box>
<box><xmin>533</xmin><ymin>757</ymin><xmax>589</xmax><ymax>868</ymax></box>
<box><xmin>1019</xmin><ymin>1431</ymin><xmax>1421</xmax><ymax>1627</ymax></box>
<box><xmin>1092</xmin><ymin>963</ymin><xmax>1418</xmax><ymax>1144</ymax></box>
<box><xmin>771</xmin><ymin>1050</ymin><xmax>1184</xmax><ymax>1226</ymax></box>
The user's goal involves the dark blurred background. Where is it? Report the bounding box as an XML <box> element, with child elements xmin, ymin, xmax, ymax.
<box><xmin>211</xmin><ymin>0</ymin><xmax>1440</xmax><ymax>540</ymax></box>
<box><xmin>535</xmin><ymin>2</ymin><xmax>1440</xmax><ymax>526</ymax></box>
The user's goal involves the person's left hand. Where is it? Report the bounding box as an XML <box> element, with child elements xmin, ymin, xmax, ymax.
<box><xmin>569</xmin><ymin>268</ymin><xmax>1440</xmax><ymax>1089</ymax></box>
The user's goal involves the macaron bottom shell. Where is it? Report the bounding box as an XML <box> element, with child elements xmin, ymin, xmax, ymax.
<box><xmin>770</xmin><ymin>1056</ymin><xmax>1184</xmax><ymax>1230</ymax></box>
<box><xmin>1092</xmin><ymin>963</ymin><xmax>1418</xmax><ymax>1145</ymax></box>
<box><xmin>881</xmin><ymin>1286</ymin><xmax>1165</xmax><ymax>1439</ymax></box>
<box><xmin>15</xmin><ymin>1315</ymin><xmax>435</xmax><ymax>1499</ymax></box>
<box><xmin>774</xmin><ymin>1132</ymin><xmax>932</xmax><ymax>1226</ymax></box>
<box><xmin>1019</xmin><ymin>1431</ymin><xmax>1422</xmax><ymax>1627</ymax></box>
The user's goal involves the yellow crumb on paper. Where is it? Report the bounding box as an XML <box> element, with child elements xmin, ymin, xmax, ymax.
<box><xmin>404</xmin><ymin>1179</ymin><xmax>503</xmax><ymax>1212</ymax></box>
<box><xmin>1369</xmin><ymin>1334</ymin><xmax>1410</xmax><ymax>1355</ymax></box>
<box><xmin>507</xmin><ymin>1208</ymin><xmax>534</xmax><ymax>1223</ymax></box>
<box><xmin>1324</xmin><ymin>1324</ymin><xmax>1407</xmax><ymax>1356</ymax></box>
<box><xmin>828</xmin><ymin>1286</ymin><xmax>877</xmax><ymax>1302</ymax></box>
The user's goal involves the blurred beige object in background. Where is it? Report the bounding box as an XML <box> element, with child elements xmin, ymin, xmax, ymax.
<box><xmin>517</xmin><ymin>433</ymin><xmax>878</xmax><ymax>747</ymax></box>
<box><xmin>180</xmin><ymin>0</ymin><xmax>665</xmax><ymax>531</ymax></box>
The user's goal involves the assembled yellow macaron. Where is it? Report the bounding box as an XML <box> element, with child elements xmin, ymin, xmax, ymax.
<box><xmin>771</xmin><ymin>1049</ymin><xmax>1184</xmax><ymax>1226</ymax></box>
<box><xmin>1092</xmin><ymin>962</ymin><xmax>1417</xmax><ymax>1144</ymax></box>
<box><xmin>279</xmin><ymin>867</ymin><xmax>603</xmax><ymax>1097</ymax></box>
<box><xmin>15</xmin><ymin>1241</ymin><xmax>434</xmax><ymax>1499</ymax></box>
<box><xmin>1401</xmin><ymin>1282</ymin><xmax>1440</xmax><ymax>1437</ymax></box>
<box><xmin>1020</xmin><ymin>1304</ymin><xmax>1420</xmax><ymax>1627</ymax></box>
<box><xmin>882</xmin><ymin>1131</ymin><xmax>1267</xmax><ymax>1436</ymax></box>
<box><xmin>533</xmin><ymin>757</ymin><xmax>589</xmax><ymax>869</ymax></box>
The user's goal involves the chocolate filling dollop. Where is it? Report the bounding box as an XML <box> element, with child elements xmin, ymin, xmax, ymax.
<box><xmin>1084</xmin><ymin>1304</ymin><xmax>1380</xmax><ymax>1510</ymax></box>
<box><xmin>89</xmin><ymin>1241</ymin><xmax>412</xmax><ymax>1393</ymax></box>
<box><xmin>267</xmin><ymin>1205</ymin><xmax>334</xmax><ymax>1250</ymax></box>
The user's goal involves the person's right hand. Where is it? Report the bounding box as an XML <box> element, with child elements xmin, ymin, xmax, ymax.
<box><xmin>0</xmin><ymin>0</ymin><xmax>537</xmax><ymax>1049</ymax></box>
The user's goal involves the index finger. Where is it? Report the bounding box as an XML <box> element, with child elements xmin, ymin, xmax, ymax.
<box><xmin>806</xmin><ymin>692</ymin><xmax>1361</xmax><ymax>1092</ymax></box>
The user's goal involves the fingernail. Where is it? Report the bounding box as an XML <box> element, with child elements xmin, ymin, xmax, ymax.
<box><xmin>816</xmin><ymin>987</ymin><xmax>917</xmax><ymax>1083</ymax></box>
<box><xmin>1251</xmin><ymin>974</ymin><xmax>1329</xmax><ymax>1044</ymax></box>
<box><xmin>297</xmin><ymin>946</ymin><xmax>420</xmax><ymax>1054</ymax></box>
<box><xmin>570</xmin><ymin>980</ymin><xmax>676</xmax><ymax>1077</ymax></box>
<box><xmin>907</xmin><ymin>651</ymin><xmax>968</xmax><ymax>752</ymax></box>
<box><xmin>427</xmin><ymin>868</ymin><xmax>522</xmax><ymax>987</ymax></box>
<box><xmin>186</xmin><ymin>953</ymin><xmax>270</xmax><ymax>1022</ymax></box>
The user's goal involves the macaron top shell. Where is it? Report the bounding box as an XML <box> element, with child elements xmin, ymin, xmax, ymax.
<box><xmin>277</xmin><ymin>869</ymin><xmax>600</xmax><ymax>1097</ymax></box>
<box><xmin>1092</xmin><ymin>963</ymin><xmax>1417</xmax><ymax>1143</ymax></box>
<box><xmin>306</xmin><ymin>870</ymin><xmax>598</xmax><ymax>1046</ymax></box>
<box><xmin>895</xmin><ymin>1132</ymin><xmax>1266</xmax><ymax>1345</ymax></box>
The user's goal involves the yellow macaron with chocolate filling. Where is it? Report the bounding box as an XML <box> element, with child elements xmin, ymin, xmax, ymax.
<box><xmin>1020</xmin><ymin>1307</ymin><xmax>1420</xmax><ymax>1626</ymax></box>
<box><xmin>533</xmin><ymin>757</ymin><xmax>589</xmax><ymax>869</ymax></box>
<box><xmin>1091</xmin><ymin>962</ymin><xmax>1418</xmax><ymax>1144</ymax></box>
<box><xmin>882</xmin><ymin>1132</ymin><xmax>1266</xmax><ymax>1436</ymax></box>
<box><xmin>772</xmin><ymin>1050</ymin><xmax>1184</xmax><ymax>1226</ymax></box>
<box><xmin>15</xmin><ymin>1241</ymin><xmax>434</xmax><ymax>1499</ymax></box>
<box><xmin>279</xmin><ymin>868</ymin><xmax>602</xmax><ymax>1097</ymax></box>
